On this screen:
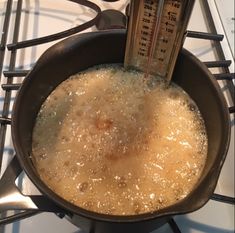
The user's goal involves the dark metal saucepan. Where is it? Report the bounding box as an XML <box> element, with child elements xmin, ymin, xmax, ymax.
<box><xmin>1</xmin><ymin>30</ymin><xmax>230</xmax><ymax>232</ymax></box>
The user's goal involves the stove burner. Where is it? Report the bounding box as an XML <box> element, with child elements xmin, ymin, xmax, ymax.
<box><xmin>95</xmin><ymin>9</ymin><xmax>126</xmax><ymax>30</ymax></box>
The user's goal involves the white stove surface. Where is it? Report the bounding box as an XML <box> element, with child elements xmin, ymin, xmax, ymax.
<box><xmin>214</xmin><ymin>0</ymin><xmax>234</xmax><ymax>58</ymax></box>
<box><xmin>0</xmin><ymin>0</ymin><xmax>234</xmax><ymax>232</ymax></box>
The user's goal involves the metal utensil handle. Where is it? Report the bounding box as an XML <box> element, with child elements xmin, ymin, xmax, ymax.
<box><xmin>0</xmin><ymin>156</ymin><xmax>64</xmax><ymax>213</ymax></box>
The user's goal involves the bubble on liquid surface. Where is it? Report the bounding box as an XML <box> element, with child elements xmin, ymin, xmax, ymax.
<box><xmin>32</xmin><ymin>64</ymin><xmax>208</xmax><ymax>215</ymax></box>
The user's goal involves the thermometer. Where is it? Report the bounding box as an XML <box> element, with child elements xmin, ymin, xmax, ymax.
<box><xmin>124</xmin><ymin>0</ymin><xmax>195</xmax><ymax>82</ymax></box>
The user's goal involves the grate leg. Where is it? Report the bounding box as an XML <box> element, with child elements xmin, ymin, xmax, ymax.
<box><xmin>168</xmin><ymin>218</ymin><xmax>182</xmax><ymax>233</ymax></box>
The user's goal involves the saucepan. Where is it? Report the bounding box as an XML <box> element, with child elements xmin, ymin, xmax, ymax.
<box><xmin>0</xmin><ymin>30</ymin><xmax>230</xmax><ymax>233</ymax></box>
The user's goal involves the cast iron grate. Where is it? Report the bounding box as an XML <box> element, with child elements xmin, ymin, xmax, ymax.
<box><xmin>0</xmin><ymin>0</ymin><xmax>234</xmax><ymax>232</ymax></box>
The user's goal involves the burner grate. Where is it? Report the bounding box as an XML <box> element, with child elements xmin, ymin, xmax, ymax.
<box><xmin>6</xmin><ymin>0</ymin><xmax>101</xmax><ymax>51</ymax></box>
<box><xmin>202</xmin><ymin>0</ymin><xmax>235</xmax><ymax>99</ymax></box>
<box><xmin>0</xmin><ymin>0</ymin><xmax>234</xmax><ymax>232</ymax></box>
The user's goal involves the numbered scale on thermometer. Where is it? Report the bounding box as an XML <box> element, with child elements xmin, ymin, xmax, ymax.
<box><xmin>124</xmin><ymin>0</ymin><xmax>195</xmax><ymax>82</ymax></box>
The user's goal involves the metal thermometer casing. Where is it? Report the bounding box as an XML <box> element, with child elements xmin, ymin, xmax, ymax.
<box><xmin>124</xmin><ymin>0</ymin><xmax>195</xmax><ymax>82</ymax></box>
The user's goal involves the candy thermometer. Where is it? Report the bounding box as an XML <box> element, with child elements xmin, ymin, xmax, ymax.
<box><xmin>124</xmin><ymin>0</ymin><xmax>195</xmax><ymax>82</ymax></box>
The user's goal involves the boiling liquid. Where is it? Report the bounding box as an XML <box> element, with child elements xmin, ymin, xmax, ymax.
<box><xmin>32</xmin><ymin>64</ymin><xmax>207</xmax><ymax>215</ymax></box>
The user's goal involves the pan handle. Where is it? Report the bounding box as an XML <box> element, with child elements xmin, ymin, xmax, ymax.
<box><xmin>0</xmin><ymin>156</ymin><xmax>65</xmax><ymax>220</ymax></box>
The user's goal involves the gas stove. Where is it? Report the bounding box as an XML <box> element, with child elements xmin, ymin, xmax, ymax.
<box><xmin>0</xmin><ymin>1</ymin><xmax>234</xmax><ymax>233</ymax></box>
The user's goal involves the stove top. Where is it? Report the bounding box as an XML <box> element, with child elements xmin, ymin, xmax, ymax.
<box><xmin>0</xmin><ymin>0</ymin><xmax>234</xmax><ymax>233</ymax></box>
<box><xmin>214</xmin><ymin>0</ymin><xmax>234</xmax><ymax>59</ymax></box>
